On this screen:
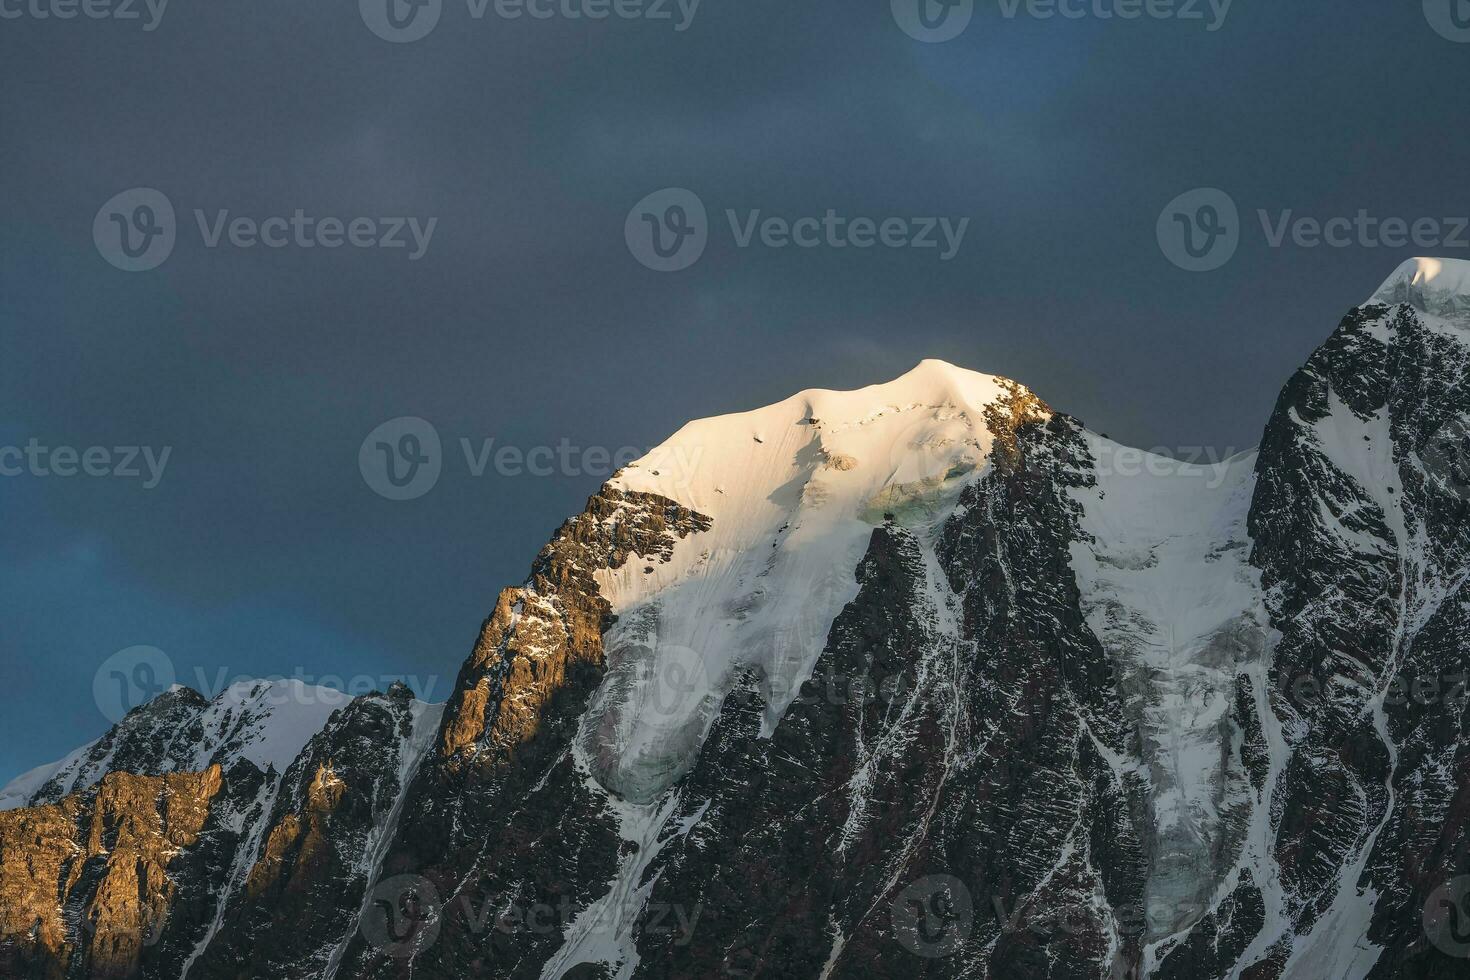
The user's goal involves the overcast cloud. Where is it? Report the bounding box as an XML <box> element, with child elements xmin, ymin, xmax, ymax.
<box><xmin>2</xmin><ymin>0</ymin><xmax>1467</xmax><ymax>779</ymax></box>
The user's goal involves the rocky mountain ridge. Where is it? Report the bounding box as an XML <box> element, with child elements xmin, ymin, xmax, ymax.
<box><xmin>4</xmin><ymin>257</ymin><xmax>1469</xmax><ymax>979</ymax></box>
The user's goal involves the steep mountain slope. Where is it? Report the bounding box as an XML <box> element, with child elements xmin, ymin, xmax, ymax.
<box><xmin>3</xmin><ymin>257</ymin><xmax>1469</xmax><ymax>979</ymax></box>
<box><xmin>0</xmin><ymin>683</ymin><xmax>441</xmax><ymax>980</ymax></box>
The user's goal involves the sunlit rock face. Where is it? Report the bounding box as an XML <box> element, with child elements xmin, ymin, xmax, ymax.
<box><xmin>0</xmin><ymin>684</ymin><xmax>441</xmax><ymax>980</ymax></box>
<box><xmin>5</xmin><ymin>260</ymin><xmax>1470</xmax><ymax>979</ymax></box>
<box><xmin>0</xmin><ymin>765</ymin><xmax>245</xmax><ymax>980</ymax></box>
<box><xmin>183</xmin><ymin>685</ymin><xmax>444</xmax><ymax>980</ymax></box>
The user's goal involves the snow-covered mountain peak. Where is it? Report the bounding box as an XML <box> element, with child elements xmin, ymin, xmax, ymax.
<box><xmin>609</xmin><ymin>359</ymin><xmax>1037</xmax><ymax>517</ymax></box>
<box><xmin>1369</xmin><ymin>256</ymin><xmax>1470</xmax><ymax>322</ymax></box>
<box><xmin>587</xmin><ymin>360</ymin><xmax>1049</xmax><ymax>802</ymax></box>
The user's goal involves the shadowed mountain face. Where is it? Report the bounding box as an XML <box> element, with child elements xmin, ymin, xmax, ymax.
<box><xmin>4</xmin><ymin>259</ymin><xmax>1470</xmax><ymax>979</ymax></box>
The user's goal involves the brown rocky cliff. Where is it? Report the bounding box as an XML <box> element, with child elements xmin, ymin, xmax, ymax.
<box><xmin>0</xmin><ymin>766</ymin><xmax>224</xmax><ymax>980</ymax></box>
<box><xmin>439</xmin><ymin>486</ymin><xmax>712</xmax><ymax>765</ymax></box>
<box><xmin>341</xmin><ymin>485</ymin><xmax>712</xmax><ymax>978</ymax></box>
<box><xmin>182</xmin><ymin>688</ymin><xmax>438</xmax><ymax>980</ymax></box>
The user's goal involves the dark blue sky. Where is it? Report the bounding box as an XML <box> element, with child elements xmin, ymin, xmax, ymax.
<box><xmin>3</xmin><ymin>0</ymin><xmax>1468</xmax><ymax>781</ymax></box>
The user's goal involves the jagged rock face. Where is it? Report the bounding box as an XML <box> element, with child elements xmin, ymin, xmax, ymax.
<box><xmin>184</xmin><ymin>687</ymin><xmax>443</xmax><ymax>980</ymax></box>
<box><xmin>0</xmin><ymin>685</ymin><xmax>440</xmax><ymax>980</ymax></box>
<box><xmin>437</xmin><ymin>487</ymin><xmax>712</xmax><ymax>766</ymax></box>
<box><xmin>336</xmin><ymin>487</ymin><xmax>713</xmax><ymax>978</ymax></box>
<box><xmin>23</xmin><ymin>687</ymin><xmax>211</xmax><ymax>807</ymax></box>
<box><xmin>924</xmin><ymin>411</ymin><xmax>1146</xmax><ymax>979</ymax></box>
<box><xmin>12</xmin><ymin>681</ymin><xmax>352</xmax><ymax>812</ymax></box>
<box><xmin>620</xmin><ymin>407</ymin><xmax>1146</xmax><ymax>980</ymax></box>
<box><xmin>4</xmin><ymin>263</ymin><xmax>1470</xmax><ymax>980</ymax></box>
<box><xmin>0</xmin><ymin>765</ymin><xmax>252</xmax><ymax>980</ymax></box>
<box><xmin>1225</xmin><ymin>299</ymin><xmax>1470</xmax><ymax>980</ymax></box>
<box><xmin>1143</xmin><ymin>288</ymin><xmax>1470</xmax><ymax>980</ymax></box>
<box><xmin>626</xmin><ymin>522</ymin><xmax>950</xmax><ymax>977</ymax></box>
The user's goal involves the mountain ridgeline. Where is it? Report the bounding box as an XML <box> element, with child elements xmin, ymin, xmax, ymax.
<box><xmin>4</xmin><ymin>258</ymin><xmax>1470</xmax><ymax>979</ymax></box>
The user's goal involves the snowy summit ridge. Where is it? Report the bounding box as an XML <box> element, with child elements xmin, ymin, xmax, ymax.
<box><xmin>1370</xmin><ymin>255</ymin><xmax>1470</xmax><ymax>321</ymax></box>
<box><xmin>588</xmin><ymin>358</ymin><xmax>1044</xmax><ymax>802</ymax></box>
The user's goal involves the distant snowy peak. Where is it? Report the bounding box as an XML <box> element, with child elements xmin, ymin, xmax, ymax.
<box><xmin>1370</xmin><ymin>256</ymin><xmax>1470</xmax><ymax>322</ymax></box>
<box><xmin>0</xmin><ymin>679</ymin><xmax>427</xmax><ymax>810</ymax></box>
